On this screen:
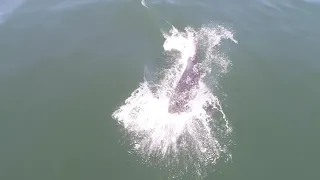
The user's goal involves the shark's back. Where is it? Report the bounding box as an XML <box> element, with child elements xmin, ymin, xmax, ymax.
<box><xmin>168</xmin><ymin>53</ymin><xmax>200</xmax><ymax>114</ymax></box>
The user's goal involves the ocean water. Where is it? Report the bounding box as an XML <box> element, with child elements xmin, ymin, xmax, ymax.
<box><xmin>0</xmin><ymin>0</ymin><xmax>319</xmax><ymax>179</ymax></box>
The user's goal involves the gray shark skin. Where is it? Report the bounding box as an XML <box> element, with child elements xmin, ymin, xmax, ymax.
<box><xmin>168</xmin><ymin>47</ymin><xmax>200</xmax><ymax>114</ymax></box>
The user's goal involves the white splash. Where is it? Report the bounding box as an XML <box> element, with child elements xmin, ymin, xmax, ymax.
<box><xmin>112</xmin><ymin>24</ymin><xmax>237</xmax><ymax>179</ymax></box>
<box><xmin>141</xmin><ymin>0</ymin><xmax>148</xmax><ymax>8</ymax></box>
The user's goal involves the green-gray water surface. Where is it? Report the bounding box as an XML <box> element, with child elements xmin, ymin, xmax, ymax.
<box><xmin>1</xmin><ymin>0</ymin><xmax>320</xmax><ymax>179</ymax></box>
